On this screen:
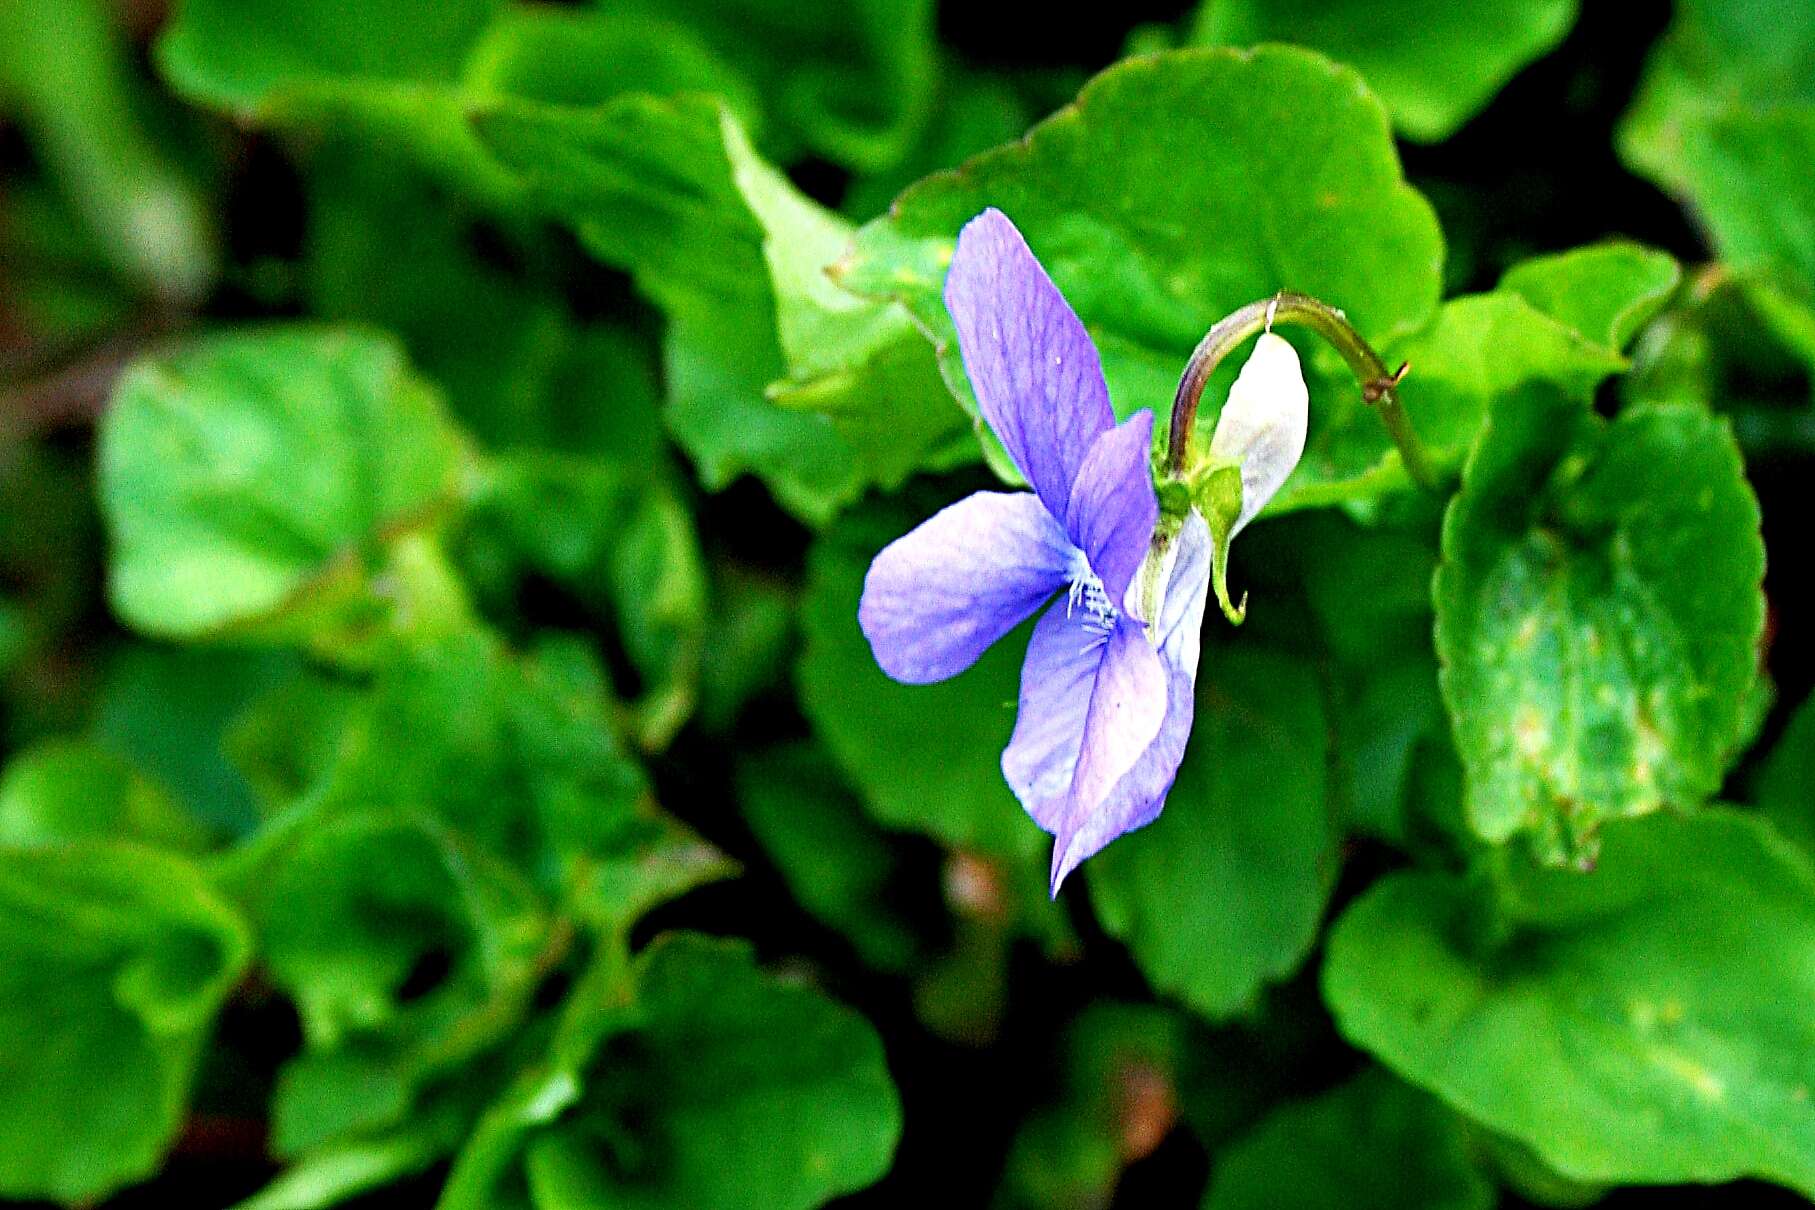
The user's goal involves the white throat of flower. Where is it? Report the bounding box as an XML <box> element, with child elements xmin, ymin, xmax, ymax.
<box><xmin>1065</xmin><ymin>547</ymin><xmax>1119</xmax><ymax>650</ymax></box>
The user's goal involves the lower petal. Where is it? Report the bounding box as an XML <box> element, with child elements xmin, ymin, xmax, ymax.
<box><xmin>1001</xmin><ymin>602</ymin><xmax>1103</xmax><ymax>825</ymax></box>
<box><xmin>1050</xmin><ymin>513</ymin><xmax>1213</xmax><ymax>892</ymax></box>
<box><xmin>859</xmin><ymin>491</ymin><xmax>1072</xmax><ymax>684</ymax></box>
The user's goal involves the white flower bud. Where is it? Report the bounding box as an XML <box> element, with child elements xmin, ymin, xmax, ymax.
<box><xmin>1207</xmin><ymin>331</ymin><xmax>1309</xmax><ymax>538</ymax></box>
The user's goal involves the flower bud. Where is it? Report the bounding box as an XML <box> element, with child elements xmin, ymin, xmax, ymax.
<box><xmin>1207</xmin><ymin>331</ymin><xmax>1310</xmax><ymax>539</ymax></box>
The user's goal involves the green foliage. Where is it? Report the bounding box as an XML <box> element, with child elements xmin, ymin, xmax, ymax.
<box><xmin>0</xmin><ymin>842</ymin><xmax>250</xmax><ymax>1203</ymax></box>
<box><xmin>1089</xmin><ymin>646</ymin><xmax>1336</xmax><ymax>1019</ymax></box>
<box><xmin>837</xmin><ymin>47</ymin><xmax>1444</xmax><ymax>498</ymax></box>
<box><xmin>1325</xmin><ymin>810</ymin><xmax>1815</xmax><ymax>1194</ymax></box>
<box><xmin>1621</xmin><ymin>0</ymin><xmax>1815</xmax><ymax>358</ymax></box>
<box><xmin>98</xmin><ymin>326</ymin><xmax>469</xmax><ymax>649</ymax></box>
<box><xmin>1435</xmin><ymin>387</ymin><xmax>1765</xmax><ymax>864</ymax></box>
<box><xmin>1187</xmin><ymin>0</ymin><xmax>1577</xmax><ymax>142</ymax></box>
<box><xmin>1202</xmin><ymin>1069</ymin><xmax>1493</xmax><ymax>1210</ymax></box>
<box><xmin>441</xmin><ymin>933</ymin><xmax>901</xmax><ymax>1210</ymax></box>
<box><xmin>7</xmin><ymin>1</ymin><xmax>1814</xmax><ymax>1205</ymax></box>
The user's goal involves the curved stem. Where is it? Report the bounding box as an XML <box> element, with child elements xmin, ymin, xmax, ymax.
<box><xmin>1165</xmin><ymin>291</ymin><xmax>1438</xmax><ymax>491</ymax></box>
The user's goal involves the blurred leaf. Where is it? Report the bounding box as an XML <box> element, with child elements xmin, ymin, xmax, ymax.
<box><xmin>442</xmin><ymin>932</ymin><xmax>901</xmax><ymax>1210</ymax></box>
<box><xmin>602</xmin><ymin>0</ymin><xmax>937</xmax><ymax>172</ymax></box>
<box><xmin>156</xmin><ymin>0</ymin><xmax>504</xmax><ymax>108</ymax></box>
<box><xmin>273</xmin><ymin>629</ymin><xmax>729</xmax><ymax>929</ymax></box>
<box><xmin>837</xmin><ymin>47</ymin><xmax>1444</xmax><ymax>503</ymax></box>
<box><xmin>841</xmin><ymin>69</ymin><xmax>1030</xmax><ymax>221</ymax></box>
<box><xmin>0</xmin><ymin>0</ymin><xmax>216</xmax><ymax>301</ymax></box>
<box><xmin>1188</xmin><ymin>0</ymin><xmax>1573</xmax><ymax>142</ymax></box>
<box><xmin>464</xmin><ymin>5</ymin><xmax>761</xmax><ymax>131</ymax></box>
<box><xmin>1324</xmin><ymin>809</ymin><xmax>1815</xmax><ymax>1196</ymax></box>
<box><xmin>1202</xmin><ymin>1069</ymin><xmax>1492</xmax><ymax>1210</ymax></box>
<box><xmin>94</xmin><ymin>644</ymin><xmax>298</xmax><ymax>837</ymax></box>
<box><xmin>470</xmin><ymin>100</ymin><xmax>965</xmax><ymax>522</ymax></box>
<box><xmin>1672</xmin><ymin>108</ymin><xmax>1815</xmax><ymax>360</ymax></box>
<box><xmin>997</xmin><ymin>1004</ymin><xmax>1185</xmax><ymax>1209</ymax></box>
<box><xmin>738</xmin><ymin>744</ymin><xmax>918</xmax><ymax>972</ymax></box>
<box><xmin>1089</xmin><ymin>646</ymin><xmax>1336</xmax><ymax>1020</ymax></box>
<box><xmin>0</xmin><ymin>737</ymin><xmax>208</xmax><ymax>849</ymax></box>
<box><xmin>1758</xmin><ymin>692</ymin><xmax>1815</xmax><ymax>852</ymax></box>
<box><xmin>696</xmin><ymin>568</ymin><xmax>796</xmax><ymax>732</ymax></box>
<box><xmin>459</xmin><ymin>455</ymin><xmax>708</xmax><ymax>749</ymax></box>
<box><xmin>259</xmin><ymin>812</ymin><xmax>551</xmax><ymax>1155</ymax></box>
<box><xmin>0</xmin><ymin>843</ymin><xmax>250</xmax><ymax>1203</ymax></box>
<box><xmin>1619</xmin><ymin>1</ymin><xmax>1815</xmax><ymax>360</ymax></box>
<box><xmin>1498</xmin><ymin>242</ymin><xmax>1682</xmax><ymax>352</ymax></box>
<box><xmin>99</xmin><ymin>326</ymin><xmax>471</xmax><ymax>651</ymax></box>
<box><xmin>1435</xmin><ymin>388</ymin><xmax>1765</xmax><ymax>865</ymax></box>
<box><xmin>1620</xmin><ymin>0</ymin><xmax>1815</xmax><ymax>194</ymax></box>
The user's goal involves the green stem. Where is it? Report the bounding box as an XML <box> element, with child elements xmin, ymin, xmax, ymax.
<box><xmin>1165</xmin><ymin>291</ymin><xmax>1438</xmax><ymax>490</ymax></box>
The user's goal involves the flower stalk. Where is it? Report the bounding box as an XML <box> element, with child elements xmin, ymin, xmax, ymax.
<box><xmin>1164</xmin><ymin>291</ymin><xmax>1437</xmax><ymax>491</ymax></box>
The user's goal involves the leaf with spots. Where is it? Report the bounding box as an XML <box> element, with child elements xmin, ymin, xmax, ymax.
<box><xmin>1434</xmin><ymin>386</ymin><xmax>1765</xmax><ymax>864</ymax></box>
<box><xmin>1324</xmin><ymin>809</ymin><xmax>1815</xmax><ymax>1197</ymax></box>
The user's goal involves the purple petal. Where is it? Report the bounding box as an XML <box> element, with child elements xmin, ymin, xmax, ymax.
<box><xmin>943</xmin><ymin>208</ymin><xmax>1114</xmax><ymax>520</ymax></box>
<box><xmin>1001</xmin><ymin>603</ymin><xmax>1104</xmax><ymax>821</ymax></box>
<box><xmin>1065</xmin><ymin>410</ymin><xmax>1159</xmax><ymax>605</ymax></box>
<box><xmin>860</xmin><ymin>490</ymin><xmax>1072</xmax><ymax>685</ymax></box>
<box><xmin>1049</xmin><ymin>512</ymin><xmax>1211</xmax><ymax>892</ymax></box>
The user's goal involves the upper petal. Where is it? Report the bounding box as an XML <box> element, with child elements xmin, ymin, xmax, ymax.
<box><xmin>1065</xmin><ymin>410</ymin><xmax>1159</xmax><ymax>605</ymax></box>
<box><xmin>943</xmin><ymin>208</ymin><xmax>1115</xmax><ymax>520</ymax></box>
<box><xmin>1050</xmin><ymin>512</ymin><xmax>1212</xmax><ymax>892</ymax></box>
<box><xmin>859</xmin><ymin>490</ymin><xmax>1073</xmax><ymax>685</ymax></box>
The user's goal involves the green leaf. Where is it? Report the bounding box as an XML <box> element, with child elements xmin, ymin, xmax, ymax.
<box><xmin>1618</xmin><ymin>2</ymin><xmax>1815</xmax><ymax>359</ymax></box>
<box><xmin>442</xmin><ymin>933</ymin><xmax>901</xmax><ymax>1210</ymax></box>
<box><xmin>1188</xmin><ymin>0</ymin><xmax>1577</xmax><ymax>142</ymax></box>
<box><xmin>1089</xmin><ymin>646</ymin><xmax>1336</xmax><ymax>1020</ymax></box>
<box><xmin>258</xmin><ymin>811</ymin><xmax>550</xmax><ymax>1155</ymax></box>
<box><xmin>1674</xmin><ymin>108</ymin><xmax>1815</xmax><ymax>345</ymax></box>
<box><xmin>459</xmin><ymin>455</ymin><xmax>709</xmax><ymax>750</ymax></box>
<box><xmin>837</xmin><ymin>46</ymin><xmax>1443</xmax><ymax>506</ymax></box>
<box><xmin>722</xmin><ymin>114</ymin><xmax>970</xmax><ymax>489</ymax></box>
<box><xmin>1293</xmin><ymin>291</ymin><xmax>1627</xmax><ymax>515</ymax></box>
<box><xmin>0</xmin><ymin>843</ymin><xmax>250</xmax><ymax>1203</ymax></box>
<box><xmin>797</xmin><ymin>500</ymin><xmax>1041</xmax><ymax>864</ymax></box>
<box><xmin>601</xmin><ymin>0</ymin><xmax>937</xmax><ymax>172</ymax></box>
<box><xmin>1498</xmin><ymin>242</ymin><xmax>1682</xmax><ymax>352</ymax></box>
<box><xmin>99</xmin><ymin>326</ymin><xmax>469</xmax><ymax>649</ymax></box>
<box><xmin>1619</xmin><ymin>0</ymin><xmax>1815</xmax><ymax>195</ymax></box>
<box><xmin>1435</xmin><ymin>388</ymin><xmax>1766</xmax><ymax>864</ymax></box>
<box><xmin>1297</xmin><ymin>513</ymin><xmax>1451</xmax><ymax>847</ymax></box>
<box><xmin>1323</xmin><ymin>809</ymin><xmax>1815</xmax><ymax>1196</ymax></box>
<box><xmin>95</xmin><ymin>644</ymin><xmax>298</xmax><ymax>837</ymax></box>
<box><xmin>291</xmin><ymin>630</ymin><xmax>727</xmax><ymax>921</ymax></box>
<box><xmin>468</xmin><ymin>98</ymin><xmax>964</xmax><ymax>523</ymax></box>
<box><xmin>0</xmin><ymin>738</ymin><xmax>209</xmax><ymax>850</ymax></box>
<box><xmin>738</xmin><ymin>744</ymin><xmax>919</xmax><ymax>972</ymax></box>
<box><xmin>462</xmin><ymin>5</ymin><xmax>761</xmax><ymax>133</ymax></box>
<box><xmin>1202</xmin><ymin>1070</ymin><xmax>1492</xmax><ymax>1210</ymax></box>
<box><xmin>156</xmin><ymin>0</ymin><xmax>504</xmax><ymax>109</ymax></box>
<box><xmin>1757</xmin><ymin>692</ymin><xmax>1815</xmax><ymax>853</ymax></box>
<box><xmin>0</xmin><ymin>0</ymin><xmax>217</xmax><ymax>301</ymax></box>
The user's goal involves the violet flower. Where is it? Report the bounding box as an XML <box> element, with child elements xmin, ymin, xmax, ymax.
<box><xmin>858</xmin><ymin>208</ymin><xmax>1211</xmax><ymax>894</ymax></box>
